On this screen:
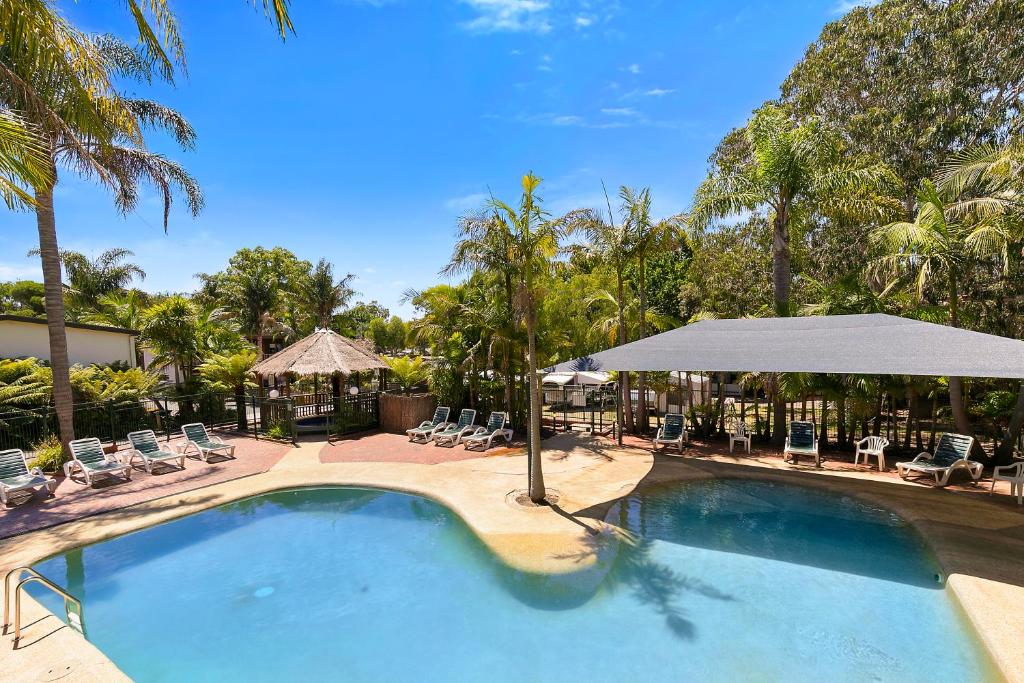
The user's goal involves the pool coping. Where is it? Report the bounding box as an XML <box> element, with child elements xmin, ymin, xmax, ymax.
<box><xmin>1</xmin><ymin>435</ymin><xmax>1022</xmax><ymax>681</ymax></box>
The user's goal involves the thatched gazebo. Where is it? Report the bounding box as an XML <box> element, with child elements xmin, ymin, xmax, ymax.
<box><xmin>252</xmin><ymin>328</ymin><xmax>389</xmax><ymax>399</ymax></box>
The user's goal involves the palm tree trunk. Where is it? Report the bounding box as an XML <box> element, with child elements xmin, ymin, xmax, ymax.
<box><xmin>946</xmin><ymin>277</ymin><xmax>972</xmax><ymax>435</ymax></box>
<box><xmin>35</xmin><ymin>172</ymin><xmax>76</xmax><ymax>453</ymax></box>
<box><xmin>771</xmin><ymin>204</ymin><xmax>791</xmax><ymax>446</ymax></box>
<box><xmin>526</xmin><ymin>300</ymin><xmax>545</xmax><ymax>503</ymax></box>
<box><xmin>904</xmin><ymin>386</ymin><xmax>916</xmax><ymax>450</ymax></box>
<box><xmin>636</xmin><ymin>262</ymin><xmax>649</xmax><ymax>434</ymax></box>
<box><xmin>616</xmin><ymin>274</ymin><xmax>635</xmax><ymax>433</ymax></box>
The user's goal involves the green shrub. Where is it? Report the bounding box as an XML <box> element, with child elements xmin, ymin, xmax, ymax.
<box><xmin>266</xmin><ymin>422</ymin><xmax>288</xmax><ymax>440</ymax></box>
<box><xmin>30</xmin><ymin>434</ymin><xmax>64</xmax><ymax>472</ymax></box>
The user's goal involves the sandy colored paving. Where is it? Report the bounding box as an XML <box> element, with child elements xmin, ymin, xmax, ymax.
<box><xmin>2</xmin><ymin>431</ymin><xmax>1023</xmax><ymax>681</ymax></box>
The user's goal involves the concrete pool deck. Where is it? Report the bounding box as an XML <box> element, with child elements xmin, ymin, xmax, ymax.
<box><xmin>2</xmin><ymin>432</ymin><xmax>1023</xmax><ymax>681</ymax></box>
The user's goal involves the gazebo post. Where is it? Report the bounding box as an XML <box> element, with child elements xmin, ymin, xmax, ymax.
<box><xmin>314</xmin><ymin>373</ymin><xmax>320</xmax><ymax>415</ymax></box>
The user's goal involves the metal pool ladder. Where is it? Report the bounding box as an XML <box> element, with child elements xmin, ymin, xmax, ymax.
<box><xmin>3</xmin><ymin>567</ymin><xmax>85</xmax><ymax>647</ymax></box>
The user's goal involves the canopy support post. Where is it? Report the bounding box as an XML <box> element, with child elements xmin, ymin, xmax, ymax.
<box><xmin>616</xmin><ymin>379</ymin><xmax>623</xmax><ymax>446</ymax></box>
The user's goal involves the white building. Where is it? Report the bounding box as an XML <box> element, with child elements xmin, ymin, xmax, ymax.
<box><xmin>0</xmin><ymin>315</ymin><xmax>139</xmax><ymax>367</ymax></box>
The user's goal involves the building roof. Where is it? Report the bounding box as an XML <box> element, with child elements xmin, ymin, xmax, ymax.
<box><xmin>252</xmin><ymin>328</ymin><xmax>389</xmax><ymax>377</ymax></box>
<box><xmin>0</xmin><ymin>314</ymin><xmax>139</xmax><ymax>336</ymax></box>
<box><xmin>547</xmin><ymin>313</ymin><xmax>1024</xmax><ymax>379</ymax></box>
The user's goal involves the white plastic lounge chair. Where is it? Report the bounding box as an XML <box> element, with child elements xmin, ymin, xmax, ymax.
<box><xmin>0</xmin><ymin>448</ymin><xmax>56</xmax><ymax>505</ymax></box>
<box><xmin>407</xmin><ymin>406</ymin><xmax>451</xmax><ymax>443</ymax></box>
<box><xmin>991</xmin><ymin>459</ymin><xmax>1024</xmax><ymax>505</ymax></box>
<box><xmin>179</xmin><ymin>423</ymin><xmax>235</xmax><ymax>461</ymax></box>
<box><xmin>896</xmin><ymin>433</ymin><xmax>980</xmax><ymax>487</ymax></box>
<box><xmin>463</xmin><ymin>412</ymin><xmax>513</xmax><ymax>451</ymax></box>
<box><xmin>854</xmin><ymin>435</ymin><xmax>889</xmax><ymax>471</ymax></box>
<box><xmin>784</xmin><ymin>421</ymin><xmax>820</xmax><ymax>467</ymax></box>
<box><xmin>127</xmin><ymin>430</ymin><xmax>186</xmax><ymax>473</ymax></box>
<box><xmin>729</xmin><ymin>422</ymin><xmax>751</xmax><ymax>454</ymax></box>
<box><xmin>65</xmin><ymin>437</ymin><xmax>132</xmax><ymax>485</ymax></box>
<box><xmin>653</xmin><ymin>413</ymin><xmax>687</xmax><ymax>453</ymax></box>
<box><xmin>432</xmin><ymin>409</ymin><xmax>477</xmax><ymax>448</ymax></box>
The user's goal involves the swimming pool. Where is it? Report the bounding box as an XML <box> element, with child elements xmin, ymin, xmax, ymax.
<box><xmin>29</xmin><ymin>481</ymin><xmax>997</xmax><ymax>682</ymax></box>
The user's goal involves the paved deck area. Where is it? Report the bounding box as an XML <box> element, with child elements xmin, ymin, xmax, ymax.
<box><xmin>2</xmin><ymin>430</ymin><xmax>1023</xmax><ymax>681</ymax></box>
<box><xmin>319</xmin><ymin>430</ymin><xmax>523</xmax><ymax>464</ymax></box>
<box><xmin>0</xmin><ymin>433</ymin><xmax>290</xmax><ymax>540</ymax></box>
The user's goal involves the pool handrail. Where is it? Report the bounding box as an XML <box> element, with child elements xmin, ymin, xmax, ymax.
<box><xmin>3</xmin><ymin>566</ymin><xmax>85</xmax><ymax>646</ymax></box>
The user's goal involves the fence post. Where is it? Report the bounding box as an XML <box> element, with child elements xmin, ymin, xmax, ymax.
<box><xmin>252</xmin><ymin>395</ymin><xmax>259</xmax><ymax>440</ymax></box>
<box><xmin>289</xmin><ymin>398</ymin><xmax>297</xmax><ymax>446</ymax></box>
<box><xmin>563</xmin><ymin>387</ymin><xmax>568</xmax><ymax>432</ymax></box>
<box><xmin>107</xmin><ymin>400</ymin><xmax>117</xmax><ymax>445</ymax></box>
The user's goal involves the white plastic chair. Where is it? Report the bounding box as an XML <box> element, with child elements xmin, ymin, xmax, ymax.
<box><xmin>991</xmin><ymin>460</ymin><xmax>1024</xmax><ymax>505</ymax></box>
<box><xmin>729</xmin><ymin>422</ymin><xmax>750</xmax><ymax>454</ymax></box>
<box><xmin>854</xmin><ymin>436</ymin><xmax>889</xmax><ymax>471</ymax></box>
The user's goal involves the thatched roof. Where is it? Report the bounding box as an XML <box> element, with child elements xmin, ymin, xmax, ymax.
<box><xmin>252</xmin><ymin>328</ymin><xmax>389</xmax><ymax>377</ymax></box>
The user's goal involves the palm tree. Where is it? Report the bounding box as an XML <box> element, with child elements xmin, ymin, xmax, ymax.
<box><xmin>0</xmin><ymin>1</ymin><xmax>293</xmax><ymax>185</ymax></box>
<box><xmin>870</xmin><ymin>177</ymin><xmax>1016</xmax><ymax>435</ymax></box>
<box><xmin>569</xmin><ymin>184</ymin><xmax>638</xmax><ymax>433</ymax></box>
<box><xmin>301</xmin><ymin>259</ymin><xmax>356</xmax><ymax>330</ymax></box>
<box><xmin>197</xmin><ymin>350</ymin><xmax>257</xmax><ymax>431</ymax></box>
<box><xmin>622</xmin><ymin>186</ymin><xmax>679</xmax><ymax>434</ymax></box>
<box><xmin>0</xmin><ymin>110</ymin><xmax>51</xmax><ymax>206</ymax></box>
<box><xmin>3</xmin><ymin>34</ymin><xmax>203</xmax><ymax>451</ymax></box>
<box><xmin>691</xmin><ymin>102</ymin><xmax>894</xmax><ymax>443</ymax></box>
<box><xmin>480</xmin><ymin>173</ymin><xmax>566</xmax><ymax>503</ymax></box>
<box><xmin>82</xmin><ymin>289</ymin><xmax>148</xmax><ymax>365</ymax></box>
<box><xmin>142</xmin><ymin>296</ymin><xmax>201</xmax><ymax>387</ymax></box>
<box><xmin>385</xmin><ymin>356</ymin><xmax>429</xmax><ymax>394</ymax></box>
<box><xmin>30</xmin><ymin>247</ymin><xmax>146</xmax><ymax>312</ymax></box>
<box><xmin>446</xmin><ymin>211</ymin><xmax>523</xmax><ymax>421</ymax></box>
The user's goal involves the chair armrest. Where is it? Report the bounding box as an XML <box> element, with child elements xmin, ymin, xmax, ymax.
<box><xmin>994</xmin><ymin>462</ymin><xmax>1024</xmax><ymax>476</ymax></box>
<box><xmin>856</xmin><ymin>437</ymin><xmax>869</xmax><ymax>449</ymax></box>
<box><xmin>416</xmin><ymin>420</ymin><xmax>431</xmax><ymax>429</ymax></box>
<box><xmin>30</xmin><ymin>466</ymin><xmax>43</xmax><ymax>476</ymax></box>
<box><xmin>912</xmin><ymin>452</ymin><xmax>933</xmax><ymax>463</ymax></box>
<box><xmin>784</xmin><ymin>437</ymin><xmax>791</xmax><ymax>449</ymax></box>
<box><xmin>210</xmin><ymin>435</ymin><xmax>226</xmax><ymax>445</ymax></box>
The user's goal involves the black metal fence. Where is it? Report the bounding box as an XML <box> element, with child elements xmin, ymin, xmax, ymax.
<box><xmin>0</xmin><ymin>393</ymin><xmax>240</xmax><ymax>452</ymax></box>
<box><xmin>541</xmin><ymin>384</ymin><xmax>619</xmax><ymax>435</ymax></box>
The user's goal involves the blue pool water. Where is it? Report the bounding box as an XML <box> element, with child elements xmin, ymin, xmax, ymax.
<box><xmin>30</xmin><ymin>482</ymin><xmax>997</xmax><ymax>682</ymax></box>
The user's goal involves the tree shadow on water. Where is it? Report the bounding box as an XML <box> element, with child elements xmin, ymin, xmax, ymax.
<box><xmin>542</xmin><ymin>518</ymin><xmax>738</xmax><ymax>643</ymax></box>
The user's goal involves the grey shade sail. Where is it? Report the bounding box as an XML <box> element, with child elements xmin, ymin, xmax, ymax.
<box><xmin>547</xmin><ymin>314</ymin><xmax>1024</xmax><ymax>379</ymax></box>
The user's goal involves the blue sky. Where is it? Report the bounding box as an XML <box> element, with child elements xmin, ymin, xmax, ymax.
<box><xmin>0</xmin><ymin>0</ymin><xmax>857</xmax><ymax>317</ymax></box>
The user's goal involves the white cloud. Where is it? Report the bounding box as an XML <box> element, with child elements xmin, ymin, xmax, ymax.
<box><xmin>459</xmin><ymin>0</ymin><xmax>552</xmax><ymax>34</ymax></box>
<box><xmin>600</xmin><ymin>107</ymin><xmax>639</xmax><ymax>117</ymax></box>
<box><xmin>644</xmin><ymin>88</ymin><xmax>674</xmax><ymax>97</ymax></box>
<box><xmin>625</xmin><ymin>63</ymin><xmax>641</xmax><ymax>74</ymax></box>
<box><xmin>444</xmin><ymin>192</ymin><xmax>488</xmax><ymax>212</ymax></box>
<box><xmin>363</xmin><ymin>266</ymin><xmax>377</xmax><ymax>273</ymax></box>
<box><xmin>574</xmin><ymin>14</ymin><xmax>593</xmax><ymax>28</ymax></box>
<box><xmin>0</xmin><ymin>261</ymin><xmax>41</xmax><ymax>281</ymax></box>
<box><xmin>552</xmin><ymin>115</ymin><xmax>585</xmax><ymax>126</ymax></box>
